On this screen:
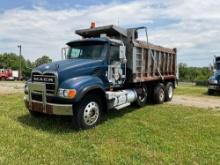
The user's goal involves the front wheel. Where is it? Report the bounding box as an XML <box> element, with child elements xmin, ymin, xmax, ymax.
<box><xmin>73</xmin><ymin>94</ymin><xmax>103</xmax><ymax>130</ymax></box>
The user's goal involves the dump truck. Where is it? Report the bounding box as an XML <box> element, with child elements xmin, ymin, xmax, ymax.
<box><xmin>208</xmin><ymin>56</ymin><xmax>220</xmax><ymax>95</ymax></box>
<box><xmin>24</xmin><ymin>24</ymin><xmax>177</xmax><ymax>129</ymax></box>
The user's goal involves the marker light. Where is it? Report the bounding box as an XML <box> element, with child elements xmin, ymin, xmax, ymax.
<box><xmin>90</xmin><ymin>22</ymin><xmax>96</xmax><ymax>29</ymax></box>
<box><xmin>68</xmin><ymin>89</ymin><xmax>77</xmax><ymax>98</ymax></box>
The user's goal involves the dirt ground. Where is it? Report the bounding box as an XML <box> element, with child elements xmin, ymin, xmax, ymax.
<box><xmin>171</xmin><ymin>95</ymin><xmax>220</xmax><ymax>110</ymax></box>
<box><xmin>0</xmin><ymin>81</ymin><xmax>219</xmax><ymax>110</ymax></box>
<box><xmin>0</xmin><ymin>81</ymin><xmax>24</xmax><ymax>94</ymax></box>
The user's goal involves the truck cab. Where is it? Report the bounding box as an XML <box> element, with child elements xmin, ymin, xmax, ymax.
<box><xmin>24</xmin><ymin>24</ymin><xmax>177</xmax><ymax>129</ymax></box>
<box><xmin>208</xmin><ymin>56</ymin><xmax>220</xmax><ymax>95</ymax></box>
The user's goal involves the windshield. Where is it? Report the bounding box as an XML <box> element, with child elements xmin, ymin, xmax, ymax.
<box><xmin>67</xmin><ymin>42</ymin><xmax>107</xmax><ymax>60</ymax></box>
<box><xmin>216</xmin><ymin>62</ymin><xmax>220</xmax><ymax>70</ymax></box>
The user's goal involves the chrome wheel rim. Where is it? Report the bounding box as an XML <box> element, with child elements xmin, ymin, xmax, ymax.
<box><xmin>137</xmin><ymin>88</ymin><xmax>147</xmax><ymax>102</ymax></box>
<box><xmin>83</xmin><ymin>101</ymin><xmax>99</xmax><ymax>126</ymax></box>
<box><xmin>139</xmin><ymin>95</ymin><xmax>145</xmax><ymax>102</ymax></box>
<box><xmin>168</xmin><ymin>86</ymin><xmax>173</xmax><ymax>98</ymax></box>
<box><xmin>160</xmin><ymin>89</ymin><xmax>165</xmax><ymax>101</ymax></box>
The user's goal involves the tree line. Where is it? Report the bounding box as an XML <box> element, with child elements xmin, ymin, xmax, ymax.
<box><xmin>178</xmin><ymin>63</ymin><xmax>212</xmax><ymax>82</ymax></box>
<box><xmin>0</xmin><ymin>53</ymin><xmax>52</xmax><ymax>79</ymax></box>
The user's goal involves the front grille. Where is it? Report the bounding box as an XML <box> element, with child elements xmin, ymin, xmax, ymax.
<box><xmin>32</xmin><ymin>72</ymin><xmax>57</xmax><ymax>94</ymax></box>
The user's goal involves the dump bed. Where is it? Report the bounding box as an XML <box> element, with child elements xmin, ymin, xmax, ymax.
<box><xmin>75</xmin><ymin>24</ymin><xmax>177</xmax><ymax>83</ymax></box>
<box><xmin>127</xmin><ymin>40</ymin><xmax>177</xmax><ymax>83</ymax></box>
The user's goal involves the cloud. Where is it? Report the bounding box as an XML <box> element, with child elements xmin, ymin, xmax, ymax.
<box><xmin>0</xmin><ymin>0</ymin><xmax>220</xmax><ymax>66</ymax></box>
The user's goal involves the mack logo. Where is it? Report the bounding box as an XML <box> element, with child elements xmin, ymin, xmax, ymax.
<box><xmin>33</xmin><ymin>76</ymin><xmax>54</xmax><ymax>83</ymax></box>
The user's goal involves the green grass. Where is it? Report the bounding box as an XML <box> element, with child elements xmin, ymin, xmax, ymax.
<box><xmin>175</xmin><ymin>83</ymin><xmax>209</xmax><ymax>97</ymax></box>
<box><xmin>0</xmin><ymin>93</ymin><xmax>220</xmax><ymax>164</ymax></box>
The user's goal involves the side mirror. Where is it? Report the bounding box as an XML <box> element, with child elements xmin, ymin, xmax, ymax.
<box><xmin>119</xmin><ymin>46</ymin><xmax>127</xmax><ymax>63</ymax></box>
<box><xmin>61</xmin><ymin>46</ymin><xmax>68</xmax><ymax>60</ymax></box>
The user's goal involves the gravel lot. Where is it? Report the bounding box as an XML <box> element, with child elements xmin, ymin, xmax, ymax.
<box><xmin>0</xmin><ymin>81</ymin><xmax>24</xmax><ymax>94</ymax></box>
<box><xmin>171</xmin><ymin>95</ymin><xmax>220</xmax><ymax>110</ymax></box>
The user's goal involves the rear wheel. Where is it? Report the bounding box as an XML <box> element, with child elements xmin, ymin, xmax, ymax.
<box><xmin>135</xmin><ymin>87</ymin><xmax>148</xmax><ymax>107</ymax></box>
<box><xmin>165</xmin><ymin>82</ymin><xmax>174</xmax><ymax>101</ymax></box>
<box><xmin>73</xmin><ymin>94</ymin><xmax>103</xmax><ymax>130</ymax></box>
<box><xmin>153</xmin><ymin>83</ymin><xmax>165</xmax><ymax>104</ymax></box>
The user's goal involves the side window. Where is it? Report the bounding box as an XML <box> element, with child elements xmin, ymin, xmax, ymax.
<box><xmin>110</xmin><ymin>45</ymin><xmax>119</xmax><ymax>63</ymax></box>
<box><xmin>70</xmin><ymin>48</ymin><xmax>81</xmax><ymax>58</ymax></box>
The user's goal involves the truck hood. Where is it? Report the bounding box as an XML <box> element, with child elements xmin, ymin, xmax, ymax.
<box><xmin>32</xmin><ymin>59</ymin><xmax>105</xmax><ymax>83</ymax></box>
<box><xmin>209</xmin><ymin>70</ymin><xmax>220</xmax><ymax>81</ymax></box>
<box><xmin>215</xmin><ymin>70</ymin><xmax>220</xmax><ymax>75</ymax></box>
<box><xmin>33</xmin><ymin>59</ymin><xmax>103</xmax><ymax>72</ymax></box>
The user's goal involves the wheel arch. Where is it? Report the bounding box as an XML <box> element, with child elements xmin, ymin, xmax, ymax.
<box><xmin>164</xmin><ymin>79</ymin><xmax>176</xmax><ymax>88</ymax></box>
<box><xmin>77</xmin><ymin>86</ymin><xmax>108</xmax><ymax>114</ymax></box>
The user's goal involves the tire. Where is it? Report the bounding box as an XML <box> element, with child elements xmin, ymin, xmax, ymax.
<box><xmin>208</xmin><ymin>89</ymin><xmax>214</xmax><ymax>95</ymax></box>
<box><xmin>135</xmin><ymin>87</ymin><xmax>148</xmax><ymax>107</ymax></box>
<box><xmin>29</xmin><ymin>110</ymin><xmax>42</xmax><ymax>117</ymax></box>
<box><xmin>153</xmin><ymin>83</ymin><xmax>165</xmax><ymax>104</ymax></box>
<box><xmin>73</xmin><ymin>94</ymin><xmax>103</xmax><ymax>130</ymax></box>
<box><xmin>146</xmin><ymin>87</ymin><xmax>154</xmax><ymax>104</ymax></box>
<box><xmin>0</xmin><ymin>77</ymin><xmax>5</xmax><ymax>81</ymax></box>
<box><xmin>165</xmin><ymin>82</ymin><xmax>174</xmax><ymax>102</ymax></box>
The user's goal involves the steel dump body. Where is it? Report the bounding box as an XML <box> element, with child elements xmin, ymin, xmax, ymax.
<box><xmin>76</xmin><ymin>25</ymin><xmax>177</xmax><ymax>83</ymax></box>
<box><xmin>127</xmin><ymin>40</ymin><xmax>176</xmax><ymax>83</ymax></box>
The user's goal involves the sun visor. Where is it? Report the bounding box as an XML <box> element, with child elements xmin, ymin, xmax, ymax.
<box><xmin>75</xmin><ymin>25</ymin><xmax>127</xmax><ymax>38</ymax></box>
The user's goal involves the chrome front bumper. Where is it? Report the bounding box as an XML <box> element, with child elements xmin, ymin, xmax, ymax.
<box><xmin>24</xmin><ymin>82</ymin><xmax>73</xmax><ymax>116</ymax></box>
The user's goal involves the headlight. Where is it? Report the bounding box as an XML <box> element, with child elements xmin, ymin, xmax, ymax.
<box><xmin>58</xmin><ymin>88</ymin><xmax>77</xmax><ymax>99</ymax></box>
<box><xmin>208</xmin><ymin>79</ymin><xmax>218</xmax><ymax>84</ymax></box>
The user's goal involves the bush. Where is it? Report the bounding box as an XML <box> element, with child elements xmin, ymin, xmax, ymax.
<box><xmin>179</xmin><ymin>63</ymin><xmax>212</xmax><ymax>82</ymax></box>
<box><xmin>195</xmin><ymin>80</ymin><xmax>208</xmax><ymax>86</ymax></box>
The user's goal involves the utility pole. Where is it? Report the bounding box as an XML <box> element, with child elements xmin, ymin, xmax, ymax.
<box><xmin>18</xmin><ymin>45</ymin><xmax>22</xmax><ymax>80</ymax></box>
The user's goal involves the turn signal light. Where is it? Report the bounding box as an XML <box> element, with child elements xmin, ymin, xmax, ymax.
<box><xmin>68</xmin><ymin>89</ymin><xmax>77</xmax><ymax>98</ymax></box>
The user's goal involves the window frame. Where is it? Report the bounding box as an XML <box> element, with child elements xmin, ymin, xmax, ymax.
<box><xmin>108</xmin><ymin>43</ymin><xmax>121</xmax><ymax>64</ymax></box>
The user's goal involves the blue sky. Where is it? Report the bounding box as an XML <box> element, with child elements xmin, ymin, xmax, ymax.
<box><xmin>0</xmin><ymin>0</ymin><xmax>131</xmax><ymax>10</ymax></box>
<box><xmin>0</xmin><ymin>0</ymin><xmax>220</xmax><ymax>66</ymax></box>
